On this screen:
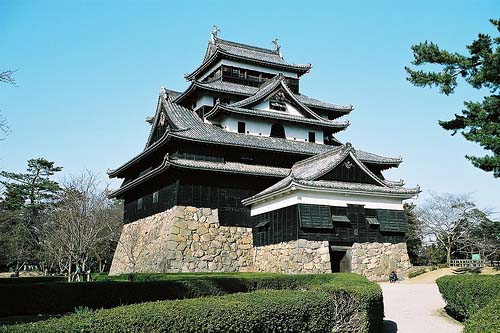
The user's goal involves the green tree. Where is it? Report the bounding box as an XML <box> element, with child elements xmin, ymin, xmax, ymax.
<box><xmin>0</xmin><ymin>158</ymin><xmax>62</xmax><ymax>271</ymax></box>
<box><xmin>404</xmin><ymin>203</ymin><xmax>424</xmax><ymax>265</ymax></box>
<box><xmin>458</xmin><ymin>212</ymin><xmax>500</xmax><ymax>262</ymax></box>
<box><xmin>406</xmin><ymin>18</ymin><xmax>500</xmax><ymax>177</ymax></box>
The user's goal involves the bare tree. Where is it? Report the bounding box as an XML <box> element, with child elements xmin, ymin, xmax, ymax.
<box><xmin>42</xmin><ymin>171</ymin><xmax>121</xmax><ymax>280</ymax></box>
<box><xmin>416</xmin><ymin>193</ymin><xmax>480</xmax><ymax>265</ymax></box>
<box><xmin>0</xmin><ymin>70</ymin><xmax>16</xmax><ymax>85</ymax></box>
<box><xmin>457</xmin><ymin>210</ymin><xmax>500</xmax><ymax>262</ymax></box>
<box><xmin>0</xmin><ymin>69</ymin><xmax>16</xmax><ymax>139</ymax></box>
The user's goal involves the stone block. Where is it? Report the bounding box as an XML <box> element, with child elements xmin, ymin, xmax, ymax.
<box><xmin>198</xmin><ymin>226</ymin><xmax>209</xmax><ymax>235</ymax></box>
<box><xmin>170</xmin><ymin>226</ymin><xmax>180</xmax><ymax>235</ymax></box>
<box><xmin>240</xmin><ymin>236</ymin><xmax>252</xmax><ymax>245</ymax></box>
<box><xmin>318</xmin><ymin>246</ymin><xmax>329</xmax><ymax>255</ymax></box>
<box><xmin>166</xmin><ymin>241</ymin><xmax>178</xmax><ymax>250</ymax></box>
<box><xmin>297</xmin><ymin>239</ymin><xmax>308</xmax><ymax>248</ymax></box>
<box><xmin>201</xmin><ymin>233</ymin><xmax>212</xmax><ymax>242</ymax></box>
<box><xmin>171</xmin><ymin>234</ymin><xmax>186</xmax><ymax>242</ymax></box>
<box><xmin>187</xmin><ymin>221</ymin><xmax>198</xmax><ymax>230</ymax></box>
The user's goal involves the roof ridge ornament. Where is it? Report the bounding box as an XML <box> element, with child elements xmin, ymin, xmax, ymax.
<box><xmin>272</xmin><ymin>38</ymin><xmax>282</xmax><ymax>58</ymax></box>
<box><xmin>211</xmin><ymin>25</ymin><xmax>220</xmax><ymax>43</ymax></box>
<box><xmin>160</xmin><ymin>86</ymin><xmax>169</xmax><ymax>101</ymax></box>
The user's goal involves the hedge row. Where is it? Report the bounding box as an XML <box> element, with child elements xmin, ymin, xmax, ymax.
<box><xmin>0</xmin><ymin>273</ymin><xmax>366</xmax><ymax>317</ymax></box>
<box><xmin>1</xmin><ymin>290</ymin><xmax>362</xmax><ymax>333</ymax></box>
<box><xmin>436</xmin><ymin>274</ymin><xmax>500</xmax><ymax>321</ymax></box>
<box><xmin>0</xmin><ymin>273</ymin><xmax>383</xmax><ymax>333</ymax></box>
<box><xmin>0</xmin><ymin>276</ymin><xmax>66</xmax><ymax>284</ymax></box>
<box><xmin>463</xmin><ymin>296</ymin><xmax>500</xmax><ymax>333</ymax></box>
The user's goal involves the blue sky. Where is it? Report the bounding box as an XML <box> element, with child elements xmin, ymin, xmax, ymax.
<box><xmin>1</xmin><ymin>0</ymin><xmax>499</xmax><ymax>213</ymax></box>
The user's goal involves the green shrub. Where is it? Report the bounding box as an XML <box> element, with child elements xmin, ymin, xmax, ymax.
<box><xmin>463</xmin><ymin>296</ymin><xmax>500</xmax><ymax>333</ymax></box>
<box><xmin>436</xmin><ymin>274</ymin><xmax>500</xmax><ymax>321</ymax></box>
<box><xmin>0</xmin><ymin>273</ymin><xmax>383</xmax><ymax>333</ymax></box>
<box><xmin>0</xmin><ymin>276</ymin><xmax>66</xmax><ymax>284</ymax></box>
<box><xmin>0</xmin><ymin>272</ymin><xmax>371</xmax><ymax>317</ymax></box>
<box><xmin>0</xmin><ymin>290</ymin><xmax>365</xmax><ymax>333</ymax></box>
<box><xmin>408</xmin><ymin>268</ymin><xmax>427</xmax><ymax>279</ymax></box>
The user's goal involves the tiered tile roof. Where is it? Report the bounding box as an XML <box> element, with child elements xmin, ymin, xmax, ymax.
<box><xmin>205</xmin><ymin>104</ymin><xmax>348</xmax><ymax>131</ymax></box>
<box><xmin>186</xmin><ymin>37</ymin><xmax>312</xmax><ymax>81</ymax></box>
<box><xmin>242</xmin><ymin>143</ymin><xmax>419</xmax><ymax>205</ymax></box>
<box><xmin>174</xmin><ymin>77</ymin><xmax>353</xmax><ymax>113</ymax></box>
<box><xmin>108</xmin><ymin>93</ymin><xmax>401</xmax><ymax>179</ymax></box>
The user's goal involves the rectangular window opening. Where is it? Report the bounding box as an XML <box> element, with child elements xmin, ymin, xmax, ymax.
<box><xmin>153</xmin><ymin>191</ymin><xmax>159</xmax><ymax>204</ymax></box>
<box><xmin>308</xmin><ymin>132</ymin><xmax>316</xmax><ymax>143</ymax></box>
<box><xmin>238</xmin><ymin>121</ymin><xmax>246</xmax><ymax>134</ymax></box>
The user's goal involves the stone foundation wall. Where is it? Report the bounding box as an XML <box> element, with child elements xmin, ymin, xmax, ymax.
<box><xmin>253</xmin><ymin>240</ymin><xmax>331</xmax><ymax>274</ymax></box>
<box><xmin>109</xmin><ymin>206</ymin><xmax>253</xmax><ymax>275</ymax></box>
<box><xmin>351</xmin><ymin>242</ymin><xmax>411</xmax><ymax>281</ymax></box>
<box><xmin>110</xmin><ymin>207</ymin><xmax>410</xmax><ymax>280</ymax></box>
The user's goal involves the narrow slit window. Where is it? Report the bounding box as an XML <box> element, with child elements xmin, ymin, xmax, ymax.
<box><xmin>238</xmin><ymin>121</ymin><xmax>246</xmax><ymax>134</ymax></box>
<box><xmin>153</xmin><ymin>191</ymin><xmax>159</xmax><ymax>204</ymax></box>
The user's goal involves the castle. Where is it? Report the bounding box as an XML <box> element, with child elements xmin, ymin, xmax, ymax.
<box><xmin>108</xmin><ymin>29</ymin><xmax>419</xmax><ymax>280</ymax></box>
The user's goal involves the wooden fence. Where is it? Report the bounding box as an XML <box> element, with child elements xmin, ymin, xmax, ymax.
<box><xmin>450</xmin><ymin>259</ymin><xmax>500</xmax><ymax>268</ymax></box>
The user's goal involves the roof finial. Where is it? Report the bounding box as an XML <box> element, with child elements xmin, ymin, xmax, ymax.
<box><xmin>211</xmin><ymin>25</ymin><xmax>220</xmax><ymax>42</ymax></box>
<box><xmin>272</xmin><ymin>38</ymin><xmax>282</xmax><ymax>58</ymax></box>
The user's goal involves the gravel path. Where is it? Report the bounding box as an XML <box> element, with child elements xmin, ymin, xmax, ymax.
<box><xmin>380</xmin><ymin>283</ymin><xmax>463</xmax><ymax>333</ymax></box>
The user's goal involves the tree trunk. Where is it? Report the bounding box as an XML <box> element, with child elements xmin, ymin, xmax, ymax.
<box><xmin>67</xmin><ymin>260</ymin><xmax>72</xmax><ymax>282</ymax></box>
<box><xmin>447</xmin><ymin>244</ymin><xmax>452</xmax><ymax>266</ymax></box>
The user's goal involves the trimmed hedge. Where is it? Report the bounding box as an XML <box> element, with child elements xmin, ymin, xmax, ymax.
<box><xmin>436</xmin><ymin>274</ymin><xmax>500</xmax><ymax>321</ymax></box>
<box><xmin>464</xmin><ymin>296</ymin><xmax>500</xmax><ymax>333</ymax></box>
<box><xmin>0</xmin><ymin>276</ymin><xmax>66</xmax><ymax>284</ymax></box>
<box><xmin>0</xmin><ymin>273</ymin><xmax>383</xmax><ymax>333</ymax></box>
<box><xmin>0</xmin><ymin>273</ymin><xmax>367</xmax><ymax>317</ymax></box>
<box><xmin>408</xmin><ymin>268</ymin><xmax>427</xmax><ymax>279</ymax></box>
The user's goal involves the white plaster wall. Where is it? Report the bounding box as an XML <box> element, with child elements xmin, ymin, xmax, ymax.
<box><xmin>215</xmin><ymin>115</ymin><xmax>323</xmax><ymax>144</ymax></box>
<box><xmin>250</xmin><ymin>189</ymin><xmax>406</xmax><ymax>216</ymax></box>
<box><xmin>195</xmin><ymin>95</ymin><xmax>214</xmax><ymax>109</ymax></box>
<box><xmin>253</xmin><ymin>100</ymin><xmax>303</xmax><ymax>117</ymax></box>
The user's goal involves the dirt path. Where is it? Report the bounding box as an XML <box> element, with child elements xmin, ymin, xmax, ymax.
<box><xmin>380</xmin><ymin>269</ymin><xmax>463</xmax><ymax>333</ymax></box>
<box><xmin>381</xmin><ymin>283</ymin><xmax>462</xmax><ymax>333</ymax></box>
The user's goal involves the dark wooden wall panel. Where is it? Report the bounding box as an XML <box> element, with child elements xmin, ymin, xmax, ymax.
<box><xmin>252</xmin><ymin>204</ymin><xmax>406</xmax><ymax>246</ymax></box>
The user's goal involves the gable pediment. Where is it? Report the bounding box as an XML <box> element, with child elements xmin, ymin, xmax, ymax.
<box><xmin>229</xmin><ymin>75</ymin><xmax>325</xmax><ymax>121</ymax></box>
<box><xmin>318</xmin><ymin>155</ymin><xmax>380</xmax><ymax>185</ymax></box>
<box><xmin>290</xmin><ymin>144</ymin><xmax>388</xmax><ymax>187</ymax></box>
